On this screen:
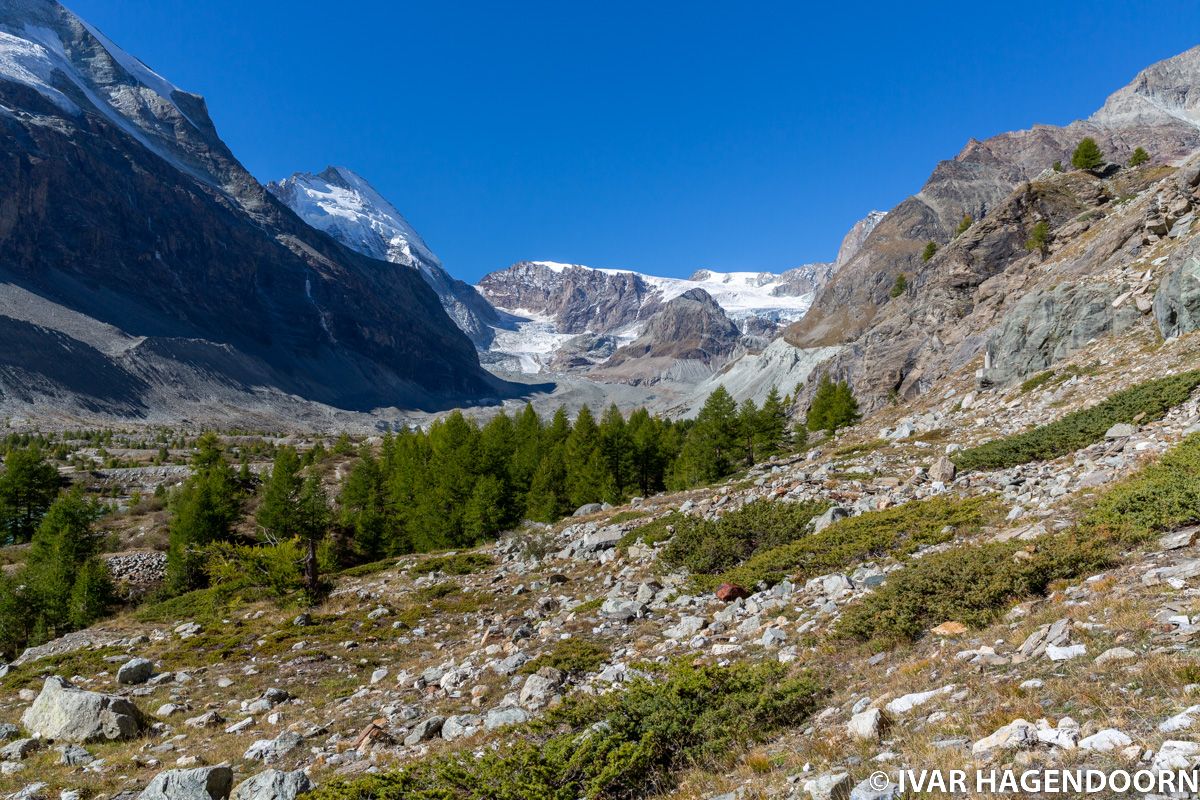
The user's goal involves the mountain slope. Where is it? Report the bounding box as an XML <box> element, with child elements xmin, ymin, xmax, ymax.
<box><xmin>269</xmin><ymin>167</ymin><xmax>500</xmax><ymax>347</ymax></box>
<box><xmin>0</xmin><ymin>0</ymin><xmax>507</xmax><ymax>417</ymax></box>
<box><xmin>786</xmin><ymin>46</ymin><xmax>1200</xmax><ymax>351</ymax></box>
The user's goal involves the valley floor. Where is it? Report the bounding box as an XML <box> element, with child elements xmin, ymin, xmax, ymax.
<box><xmin>3</xmin><ymin>324</ymin><xmax>1200</xmax><ymax>799</ymax></box>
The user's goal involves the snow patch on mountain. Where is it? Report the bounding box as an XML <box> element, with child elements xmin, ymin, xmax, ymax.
<box><xmin>0</xmin><ymin>8</ymin><xmax>221</xmax><ymax>189</ymax></box>
<box><xmin>0</xmin><ymin>28</ymin><xmax>76</xmax><ymax>112</ymax></box>
<box><xmin>520</xmin><ymin>261</ymin><xmax>818</xmax><ymax>324</ymax></box>
<box><xmin>270</xmin><ymin>167</ymin><xmax>439</xmax><ymax>272</ymax></box>
<box><xmin>486</xmin><ymin>312</ymin><xmax>579</xmax><ymax>375</ymax></box>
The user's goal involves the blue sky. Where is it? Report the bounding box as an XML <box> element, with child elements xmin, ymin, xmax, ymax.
<box><xmin>68</xmin><ymin>0</ymin><xmax>1200</xmax><ymax>282</ymax></box>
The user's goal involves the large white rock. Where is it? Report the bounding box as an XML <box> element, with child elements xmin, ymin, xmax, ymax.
<box><xmin>1152</xmin><ymin>740</ymin><xmax>1200</xmax><ymax>772</ymax></box>
<box><xmin>972</xmin><ymin>719</ymin><xmax>1037</xmax><ymax>758</ymax></box>
<box><xmin>885</xmin><ymin>684</ymin><xmax>955</xmax><ymax>715</ymax></box>
<box><xmin>847</xmin><ymin>708</ymin><xmax>885</xmax><ymax>741</ymax></box>
<box><xmin>1078</xmin><ymin>729</ymin><xmax>1133</xmax><ymax>752</ymax></box>
<box><xmin>1160</xmin><ymin>706</ymin><xmax>1200</xmax><ymax>733</ymax></box>
<box><xmin>22</xmin><ymin>676</ymin><xmax>143</xmax><ymax>743</ymax></box>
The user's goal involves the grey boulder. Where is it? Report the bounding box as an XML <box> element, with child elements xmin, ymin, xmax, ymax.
<box><xmin>138</xmin><ymin>766</ymin><xmax>233</xmax><ymax>800</ymax></box>
<box><xmin>231</xmin><ymin>769</ymin><xmax>312</xmax><ymax>800</ymax></box>
<box><xmin>21</xmin><ymin>676</ymin><xmax>143</xmax><ymax>742</ymax></box>
<box><xmin>117</xmin><ymin>658</ymin><xmax>155</xmax><ymax>685</ymax></box>
<box><xmin>244</xmin><ymin>731</ymin><xmax>302</xmax><ymax>763</ymax></box>
<box><xmin>1155</xmin><ymin>254</ymin><xmax>1200</xmax><ymax>339</ymax></box>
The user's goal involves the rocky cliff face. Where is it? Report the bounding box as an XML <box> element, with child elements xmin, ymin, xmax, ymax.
<box><xmin>0</xmin><ymin>1</ymin><xmax>507</xmax><ymax>417</ymax></box>
<box><xmin>787</xmin><ymin>46</ymin><xmax>1200</xmax><ymax>352</ymax></box>
<box><xmin>834</xmin><ymin>210</ymin><xmax>887</xmax><ymax>269</ymax></box>
<box><xmin>790</xmin><ymin>157</ymin><xmax>1200</xmax><ymax>413</ymax></box>
<box><xmin>591</xmin><ymin>289</ymin><xmax>744</xmax><ymax>385</ymax></box>
<box><xmin>478</xmin><ymin>262</ymin><xmax>660</xmax><ymax>335</ymax></box>
<box><xmin>269</xmin><ymin>167</ymin><xmax>500</xmax><ymax>347</ymax></box>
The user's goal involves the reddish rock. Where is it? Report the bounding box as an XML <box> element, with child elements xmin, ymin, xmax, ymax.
<box><xmin>716</xmin><ymin>583</ymin><xmax>750</xmax><ymax>602</ymax></box>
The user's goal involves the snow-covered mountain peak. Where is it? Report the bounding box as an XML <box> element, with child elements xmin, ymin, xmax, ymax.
<box><xmin>0</xmin><ymin>1</ymin><xmax>246</xmax><ymax>196</ymax></box>
<box><xmin>270</xmin><ymin>166</ymin><xmax>500</xmax><ymax>347</ymax></box>
<box><xmin>269</xmin><ymin>167</ymin><xmax>440</xmax><ymax>271</ymax></box>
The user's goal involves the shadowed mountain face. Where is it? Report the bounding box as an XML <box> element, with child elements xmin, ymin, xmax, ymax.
<box><xmin>269</xmin><ymin>167</ymin><xmax>501</xmax><ymax>348</ymax></box>
<box><xmin>0</xmin><ymin>0</ymin><xmax>511</xmax><ymax>416</ymax></box>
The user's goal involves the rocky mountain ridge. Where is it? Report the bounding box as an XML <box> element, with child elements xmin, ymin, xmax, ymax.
<box><xmin>0</xmin><ymin>0</ymin><xmax>513</xmax><ymax>422</ymax></box>
<box><xmin>786</xmin><ymin>46</ymin><xmax>1200</xmax><ymax>355</ymax></box>
<box><xmin>269</xmin><ymin>167</ymin><xmax>500</xmax><ymax>347</ymax></box>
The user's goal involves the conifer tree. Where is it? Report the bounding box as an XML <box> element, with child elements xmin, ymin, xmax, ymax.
<box><xmin>1128</xmin><ymin>146</ymin><xmax>1150</xmax><ymax>167</ymax></box>
<box><xmin>737</xmin><ymin>398</ymin><xmax>760</xmax><ymax>466</ymax></box>
<box><xmin>1071</xmin><ymin>137</ymin><xmax>1104</xmax><ymax>170</ymax></box>
<box><xmin>671</xmin><ymin>387</ymin><xmax>739</xmax><ymax>488</ymax></box>
<box><xmin>807</xmin><ymin>376</ymin><xmax>861</xmax><ymax>434</ymax></box>
<box><xmin>508</xmin><ymin>404</ymin><xmax>544</xmax><ymax>512</ymax></box>
<box><xmin>565</xmin><ymin>406</ymin><xmax>601</xmax><ymax>507</ymax></box>
<box><xmin>339</xmin><ymin>451</ymin><xmax>389</xmax><ymax>560</ymax></box>
<box><xmin>464</xmin><ymin>474</ymin><xmax>508</xmax><ymax>540</ymax></box>
<box><xmin>166</xmin><ymin>434</ymin><xmax>241</xmax><ymax>594</ymax></box>
<box><xmin>23</xmin><ymin>491</ymin><xmax>111</xmax><ymax>643</ymax></box>
<box><xmin>477</xmin><ymin>412</ymin><xmax>517</xmax><ymax>526</ymax></box>
<box><xmin>526</xmin><ymin>444</ymin><xmax>570</xmax><ymax>522</ymax></box>
<box><xmin>295</xmin><ymin>475</ymin><xmax>331</xmax><ymax>597</ymax></box>
<box><xmin>598</xmin><ymin>404</ymin><xmax>633</xmax><ymax>501</ymax></box>
<box><xmin>755</xmin><ymin>386</ymin><xmax>789</xmax><ymax>457</ymax></box>
<box><xmin>0</xmin><ymin>445</ymin><xmax>61</xmax><ymax>543</ymax></box>
<box><xmin>545</xmin><ymin>407</ymin><xmax>572</xmax><ymax>446</ymax></box>
<box><xmin>258</xmin><ymin>446</ymin><xmax>304</xmax><ymax>541</ymax></box>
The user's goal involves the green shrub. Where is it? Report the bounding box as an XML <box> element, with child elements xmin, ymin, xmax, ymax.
<box><xmin>1025</xmin><ymin>220</ymin><xmax>1050</xmax><ymax>253</ymax></box>
<box><xmin>1128</xmin><ymin>147</ymin><xmax>1150</xmax><ymax>167</ymax></box>
<box><xmin>134</xmin><ymin>586</ymin><xmax>229</xmax><ymax>625</ymax></box>
<box><xmin>954</xmin><ymin>370</ymin><xmax>1200</xmax><ymax>472</ymax></box>
<box><xmin>605</xmin><ymin>510</ymin><xmax>647</xmax><ymax>525</ymax></box>
<box><xmin>1081</xmin><ymin>433</ymin><xmax>1200</xmax><ymax>542</ymax></box>
<box><xmin>955</xmin><ymin>214</ymin><xmax>974</xmax><ymax>235</ymax></box>
<box><xmin>205</xmin><ymin>539</ymin><xmax>315</xmax><ymax>602</ymax></box>
<box><xmin>720</xmin><ymin>494</ymin><xmax>996</xmax><ymax>589</ymax></box>
<box><xmin>921</xmin><ymin>241</ymin><xmax>938</xmax><ymax>262</ymax></box>
<box><xmin>573</xmin><ymin>596</ymin><xmax>604</xmax><ymax>614</ymax></box>
<box><xmin>659</xmin><ymin>500</ymin><xmax>829</xmax><ymax>576</ymax></box>
<box><xmin>413</xmin><ymin>582</ymin><xmax>460</xmax><ymax>603</ymax></box>
<box><xmin>1071</xmin><ymin>137</ymin><xmax>1104</xmax><ymax>170</ymax></box>
<box><xmin>338</xmin><ymin>558</ymin><xmax>398</xmax><ymax>578</ymax></box>
<box><xmin>411</xmin><ymin>552</ymin><xmax>494</xmax><ymax>576</ymax></box>
<box><xmin>890</xmin><ymin>273</ymin><xmax>908</xmax><ymax>298</ymax></box>
<box><xmin>836</xmin><ymin>534</ymin><xmax>1113</xmax><ymax>643</ymax></box>
<box><xmin>617</xmin><ymin>513</ymin><xmax>681</xmax><ymax>549</ymax></box>
<box><xmin>841</xmin><ymin>433</ymin><xmax>1200</xmax><ymax>643</ymax></box>
<box><xmin>1019</xmin><ymin>370</ymin><xmax>1057</xmax><ymax>394</ymax></box>
<box><xmin>307</xmin><ymin>661</ymin><xmax>824</xmax><ymax>800</ymax></box>
<box><xmin>519</xmin><ymin>638</ymin><xmax>610</xmax><ymax>676</ymax></box>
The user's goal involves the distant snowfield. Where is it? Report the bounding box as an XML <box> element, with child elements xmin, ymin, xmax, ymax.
<box><xmin>481</xmin><ymin>262</ymin><xmax>819</xmax><ymax>376</ymax></box>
